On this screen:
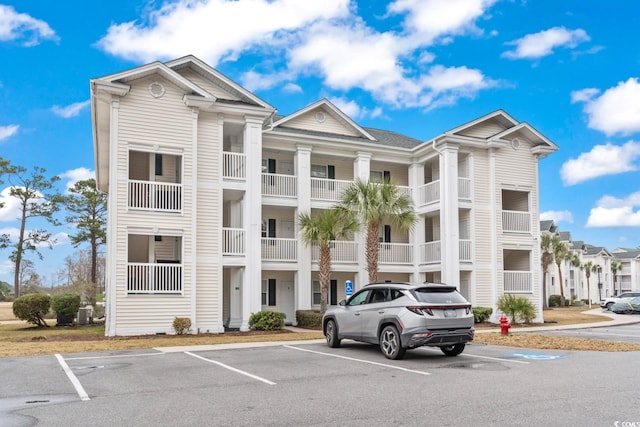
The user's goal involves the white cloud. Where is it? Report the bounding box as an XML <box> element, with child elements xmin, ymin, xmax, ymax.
<box><xmin>0</xmin><ymin>5</ymin><xmax>58</xmax><ymax>46</ymax></box>
<box><xmin>573</xmin><ymin>78</ymin><xmax>640</xmax><ymax>136</ymax></box>
<box><xmin>95</xmin><ymin>0</ymin><xmax>498</xmax><ymax>111</ymax></box>
<box><xmin>329</xmin><ymin>97</ymin><xmax>382</xmax><ymax>119</ymax></box>
<box><xmin>58</xmin><ymin>168</ymin><xmax>95</xmax><ymax>192</ymax></box>
<box><xmin>540</xmin><ymin>210</ymin><xmax>574</xmax><ymax>224</ymax></box>
<box><xmin>0</xmin><ymin>188</ymin><xmax>23</xmax><ymax>221</ymax></box>
<box><xmin>0</xmin><ymin>124</ymin><xmax>19</xmax><ymax>141</ymax></box>
<box><xmin>387</xmin><ymin>0</ymin><xmax>497</xmax><ymax>45</ymax></box>
<box><xmin>570</xmin><ymin>88</ymin><xmax>599</xmax><ymax>103</ymax></box>
<box><xmin>97</xmin><ymin>0</ymin><xmax>350</xmax><ymax>63</ymax></box>
<box><xmin>51</xmin><ymin>100</ymin><xmax>90</xmax><ymax>118</ymax></box>
<box><xmin>560</xmin><ymin>141</ymin><xmax>640</xmax><ymax>185</ymax></box>
<box><xmin>503</xmin><ymin>26</ymin><xmax>590</xmax><ymax>59</ymax></box>
<box><xmin>587</xmin><ymin>192</ymin><xmax>640</xmax><ymax>227</ymax></box>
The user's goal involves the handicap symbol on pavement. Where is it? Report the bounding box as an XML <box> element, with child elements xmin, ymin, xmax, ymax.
<box><xmin>505</xmin><ymin>352</ymin><xmax>567</xmax><ymax>360</ymax></box>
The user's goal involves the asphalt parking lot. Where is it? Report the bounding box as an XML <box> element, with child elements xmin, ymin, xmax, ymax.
<box><xmin>2</xmin><ymin>335</ymin><xmax>640</xmax><ymax>427</ymax></box>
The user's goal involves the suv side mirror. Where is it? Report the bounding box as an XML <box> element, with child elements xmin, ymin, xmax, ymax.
<box><xmin>339</xmin><ymin>300</ymin><xmax>346</xmax><ymax>306</ymax></box>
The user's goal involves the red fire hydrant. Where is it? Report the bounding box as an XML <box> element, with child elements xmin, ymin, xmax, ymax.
<box><xmin>499</xmin><ymin>315</ymin><xmax>511</xmax><ymax>335</ymax></box>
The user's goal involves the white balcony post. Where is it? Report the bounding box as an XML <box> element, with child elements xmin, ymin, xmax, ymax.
<box><xmin>409</xmin><ymin>163</ymin><xmax>423</xmax><ymax>281</ymax></box>
<box><xmin>296</xmin><ymin>145</ymin><xmax>312</xmax><ymax>310</ymax></box>
<box><xmin>439</xmin><ymin>144</ymin><xmax>460</xmax><ymax>287</ymax></box>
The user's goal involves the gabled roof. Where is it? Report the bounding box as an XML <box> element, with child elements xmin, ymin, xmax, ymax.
<box><xmin>445</xmin><ymin>110</ymin><xmax>518</xmax><ymax>136</ymax></box>
<box><xmin>540</xmin><ymin>220</ymin><xmax>557</xmax><ymax>233</ymax></box>
<box><xmin>491</xmin><ymin>122</ymin><xmax>558</xmax><ymax>154</ymax></box>
<box><xmin>271</xmin><ymin>99</ymin><xmax>376</xmax><ymax>140</ymax></box>
<box><xmin>612</xmin><ymin>249</ymin><xmax>640</xmax><ymax>260</ymax></box>
<box><xmin>583</xmin><ymin>244</ymin><xmax>612</xmax><ymax>257</ymax></box>
<box><xmin>559</xmin><ymin>231</ymin><xmax>572</xmax><ymax>242</ymax></box>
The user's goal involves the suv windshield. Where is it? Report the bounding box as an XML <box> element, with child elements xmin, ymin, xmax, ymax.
<box><xmin>412</xmin><ymin>287</ymin><xmax>468</xmax><ymax>304</ymax></box>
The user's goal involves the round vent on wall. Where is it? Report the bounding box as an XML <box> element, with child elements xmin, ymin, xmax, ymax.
<box><xmin>315</xmin><ymin>111</ymin><xmax>326</xmax><ymax>123</ymax></box>
<box><xmin>148</xmin><ymin>82</ymin><xmax>165</xmax><ymax>98</ymax></box>
<box><xmin>511</xmin><ymin>138</ymin><xmax>521</xmax><ymax>150</ymax></box>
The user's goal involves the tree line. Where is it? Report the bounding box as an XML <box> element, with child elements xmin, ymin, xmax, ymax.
<box><xmin>0</xmin><ymin>156</ymin><xmax>107</xmax><ymax>305</ymax></box>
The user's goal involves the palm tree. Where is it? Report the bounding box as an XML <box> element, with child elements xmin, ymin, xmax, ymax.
<box><xmin>552</xmin><ymin>237</ymin><xmax>569</xmax><ymax>306</ymax></box>
<box><xmin>582</xmin><ymin>260</ymin><xmax>596</xmax><ymax>308</ymax></box>
<box><xmin>610</xmin><ymin>260</ymin><xmax>623</xmax><ymax>296</ymax></box>
<box><xmin>298</xmin><ymin>208</ymin><xmax>358</xmax><ymax>314</ymax></box>
<box><xmin>338</xmin><ymin>179</ymin><xmax>417</xmax><ymax>284</ymax></box>
<box><xmin>540</xmin><ymin>234</ymin><xmax>555</xmax><ymax>309</ymax></box>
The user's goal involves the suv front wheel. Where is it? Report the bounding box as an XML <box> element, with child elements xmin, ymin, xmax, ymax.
<box><xmin>380</xmin><ymin>325</ymin><xmax>406</xmax><ymax>360</ymax></box>
<box><xmin>440</xmin><ymin>343</ymin><xmax>465</xmax><ymax>357</ymax></box>
<box><xmin>325</xmin><ymin>319</ymin><xmax>341</xmax><ymax>348</ymax></box>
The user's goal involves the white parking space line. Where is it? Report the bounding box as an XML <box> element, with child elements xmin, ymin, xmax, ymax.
<box><xmin>55</xmin><ymin>354</ymin><xmax>90</xmax><ymax>401</ymax></box>
<box><xmin>284</xmin><ymin>345</ymin><xmax>431</xmax><ymax>376</ymax></box>
<box><xmin>418</xmin><ymin>347</ymin><xmax>530</xmax><ymax>364</ymax></box>
<box><xmin>184</xmin><ymin>351</ymin><xmax>276</xmax><ymax>385</ymax></box>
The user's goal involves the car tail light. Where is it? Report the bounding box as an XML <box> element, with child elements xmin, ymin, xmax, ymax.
<box><xmin>406</xmin><ymin>306</ymin><xmax>434</xmax><ymax>316</ymax></box>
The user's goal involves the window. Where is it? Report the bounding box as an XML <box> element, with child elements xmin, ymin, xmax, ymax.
<box><xmin>262</xmin><ymin>219</ymin><xmax>276</xmax><ymax>238</ymax></box>
<box><xmin>262</xmin><ymin>279</ymin><xmax>276</xmax><ymax>306</ymax></box>
<box><xmin>330</xmin><ymin>280</ymin><xmax>337</xmax><ymax>305</ymax></box>
<box><xmin>379</xmin><ymin>225</ymin><xmax>391</xmax><ymax>243</ymax></box>
<box><xmin>311</xmin><ymin>164</ymin><xmax>327</xmax><ymax>178</ymax></box>
<box><xmin>314</xmin><ymin>280</ymin><xmax>338</xmax><ymax>305</ymax></box>
<box><xmin>262</xmin><ymin>158</ymin><xmax>276</xmax><ymax>174</ymax></box>
<box><xmin>155</xmin><ymin>153</ymin><xmax>163</xmax><ymax>176</ymax></box>
<box><xmin>347</xmin><ymin>289</ymin><xmax>370</xmax><ymax>306</ymax></box>
<box><xmin>312</xmin><ymin>281</ymin><xmax>321</xmax><ymax>305</ymax></box>
<box><xmin>370</xmin><ymin>170</ymin><xmax>390</xmax><ymax>183</ymax></box>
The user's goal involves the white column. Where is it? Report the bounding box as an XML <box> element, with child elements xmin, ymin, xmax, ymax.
<box><xmin>353</xmin><ymin>152</ymin><xmax>371</xmax><ymax>288</ymax></box>
<box><xmin>296</xmin><ymin>145</ymin><xmax>312</xmax><ymax>310</ymax></box>
<box><xmin>241</xmin><ymin>117</ymin><xmax>264</xmax><ymax>331</ymax></box>
<box><xmin>439</xmin><ymin>144</ymin><xmax>460</xmax><ymax>287</ymax></box>
<box><xmin>409</xmin><ymin>162</ymin><xmax>424</xmax><ymax>281</ymax></box>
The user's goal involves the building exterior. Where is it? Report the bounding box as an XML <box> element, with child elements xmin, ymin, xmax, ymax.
<box><xmin>91</xmin><ymin>55</ymin><xmax>558</xmax><ymax>336</ymax></box>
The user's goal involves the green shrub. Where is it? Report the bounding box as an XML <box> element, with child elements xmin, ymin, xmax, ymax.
<box><xmin>172</xmin><ymin>317</ymin><xmax>192</xmax><ymax>335</ymax></box>
<box><xmin>51</xmin><ymin>294</ymin><xmax>81</xmax><ymax>317</ymax></box>
<box><xmin>497</xmin><ymin>294</ymin><xmax>536</xmax><ymax>324</ymax></box>
<box><xmin>296</xmin><ymin>310</ymin><xmax>322</xmax><ymax>328</ymax></box>
<box><xmin>472</xmin><ymin>307</ymin><xmax>493</xmax><ymax>323</ymax></box>
<box><xmin>248</xmin><ymin>310</ymin><xmax>286</xmax><ymax>331</ymax></box>
<box><xmin>548</xmin><ymin>295</ymin><xmax>561</xmax><ymax>307</ymax></box>
<box><xmin>12</xmin><ymin>293</ymin><xmax>51</xmax><ymax>327</ymax></box>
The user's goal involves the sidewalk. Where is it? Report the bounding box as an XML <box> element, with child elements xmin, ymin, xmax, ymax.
<box><xmin>476</xmin><ymin>307</ymin><xmax>640</xmax><ymax>334</ymax></box>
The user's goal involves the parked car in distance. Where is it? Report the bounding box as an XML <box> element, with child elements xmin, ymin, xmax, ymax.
<box><xmin>610</xmin><ymin>296</ymin><xmax>640</xmax><ymax>314</ymax></box>
<box><xmin>322</xmin><ymin>282</ymin><xmax>474</xmax><ymax>360</ymax></box>
<box><xmin>600</xmin><ymin>292</ymin><xmax>640</xmax><ymax>311</ymax></box>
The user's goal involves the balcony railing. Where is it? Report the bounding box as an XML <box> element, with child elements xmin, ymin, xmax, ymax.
<box><xmin>262</xmin><ymin>173</ymin><xmax>297</xmax><ymax>198</ymax></box>
<box><xmin>502</xmin><ymin>210</ymin><xmax>531</xmax><ymax>233</ymax></box>
<box><xmin>458</xmin><ymin>177</ymin><xmax>471</xmax><ymax>200</ymax></box>
<box><xmin>223</xmin><ymin>152</ymin><xmax>246</xmax><ymax>180</ymax></box>
<box><xmin>418</xmin><ymin>180</ymin><xmax>439</xmax><ymax>205</ymax></box>
<box><xmin>397</xmin><ymin>185</ymin><xmax>412</xmax><ymax>201</ymax></box>
<box><xmin>379</xmin><ymin>243</ymin><xmax>413</xmax><ymax>264</ymax></box>
<box><xmin>504</xmin><ymin>270</ymin><xmax>532</xmax><ymax>293</ymax></box>
<box><xmin>420</xmin><ymin>241</ymin><xmax>441</xmax><ymax>264</ymax></box>
<box><xmin>128</xmin><ymin>180</ymin><xmax>182</xmax><ymax>212</ymax></box>
<box><xmin>223</xmin><ymin>227</ymin><xmax>245</xmax><ymax>255</ymax></box>
<box><xmin>310</xmin><ymin>178</ymin><xmax>352</xmax><ymax>202</ymax></box>
<box><xmin>459</xmin><ymin>239</ymin><xmax>472</xmax><ymax>261</ymax></box>
<box><xmin>127</xmin><ymin>262</ymin><xmax>182</xmax><ymax>294</ymax></box>
<box><xmin>262</xmin><ymin>238</ymin><xmax>297</xmax><ymax>261</ymax></box>
<box><xmin>312</xmin><ymin>241</ymin><xmax>358</xmax><ymax>263</ymax></box>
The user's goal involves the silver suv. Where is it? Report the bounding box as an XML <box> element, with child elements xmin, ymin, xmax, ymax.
<box><xmin>322</xmin><ymin>282</ymin><xmax>475</xmax><ymax>360</ymax></box>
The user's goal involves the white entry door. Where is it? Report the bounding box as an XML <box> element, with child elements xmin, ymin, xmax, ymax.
<box><xmin>280</xmin><ymin>281</ymin><xmax>296</xmax><ymax>325</ymax></box>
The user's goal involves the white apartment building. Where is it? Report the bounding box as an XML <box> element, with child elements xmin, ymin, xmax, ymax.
<box><xmin>91</xmin><ymin>55</ymin><xmax>557</xmax><ymax>336</ymax></box>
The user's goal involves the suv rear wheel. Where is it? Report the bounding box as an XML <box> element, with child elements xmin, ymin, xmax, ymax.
<box><xmin>325</xmin><ymin>319</ymin><xmax>341</xmax><ymax>348</ymax></box>
<box><xmin>380</xmin><ymin>325</ymin><xmax>406</xmax><ymax>360</ymax></box>
<box><xmin>440</xmin><ymin>343</ymin><xmax>465</xmax><ymax>357</ymax></box>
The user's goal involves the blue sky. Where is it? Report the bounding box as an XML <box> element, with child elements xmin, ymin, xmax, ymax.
<box><xmin>1</xmin><ymin>0</ymin><xmax>640</xmax><ymax>285</ymax></box>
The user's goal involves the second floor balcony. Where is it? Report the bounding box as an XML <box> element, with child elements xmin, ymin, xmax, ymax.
<box><xmin>128</xmin><ymin>180</ymin><xmax>182</xmax><ymax>212</ymax></box>
<box><xmin>502</xmin><ymin>210</ymin><xmax>531</xmax><ymax>233</ymax></box>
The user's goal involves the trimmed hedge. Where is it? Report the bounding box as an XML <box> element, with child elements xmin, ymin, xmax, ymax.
<box><xmin>12</xmin><ymin>293</ymin><xmax>51</xmax><ymax>327</ymax></box>
<box><xmin>296</xmin><ymin>310</ymin><xmax>322</xmax><ymax>328</ymax></box>
<box><xmin>248</xmin><ymin>310</ymin><xmax>286</xmax><ymax>331</ymax></box>
<box><xmin>472</xmin><ymin>307</ymin><xmax>493</xmax><ymax>323</ymax></box>
<box><xmin>172</xmin><ymin>317</ymin><xmax>192</xmax><ymax>335</ymax></box>
<box><xmin>51</xmin><ymin>294</ymin><xmax>81</xmax><ymax>318</ymax></box>
<box><xmin>548</xmin><ymin>295</ymin><xmax>561</xmax><ymax>307</ymax></box>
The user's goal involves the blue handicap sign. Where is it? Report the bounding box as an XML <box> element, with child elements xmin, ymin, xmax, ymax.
<box><xmin>345</xmin><ymin>280</ymin><xmax>353</xmax><ymax>297</ymax></box>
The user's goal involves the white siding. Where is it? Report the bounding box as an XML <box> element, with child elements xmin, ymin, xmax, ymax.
<box><xmin>177</xmin><ymin>68</ymin><xmax>241</xmax><ymax>100</ymax></box>
<box><xmin>284</xmin><ymin>109</ymin><xmax>361</xmax><ymax>137</ymax></box>
<box><xmin>456</xmin><ymin>119</ymin><xmax>508</xmax><ymax>139</ymax></box>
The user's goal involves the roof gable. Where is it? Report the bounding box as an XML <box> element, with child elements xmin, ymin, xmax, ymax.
<box><xmin>272</xmin><ymin>99</ymin><xmax>375</xmax><ymax>140</ymax></box>
<box><xmin>447</xmin><ymin>110</ymin><xmax>518</xmax><ymax>139</ymax></box>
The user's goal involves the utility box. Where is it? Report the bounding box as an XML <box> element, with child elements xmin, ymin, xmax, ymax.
<box><xmin>77</xmin><ymin>306</ymin><xmax>93</xmax><ymax>325</ymax></box>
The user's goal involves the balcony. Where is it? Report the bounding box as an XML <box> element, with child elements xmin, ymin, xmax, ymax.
<box><xmin>128</xmin><ymin>180</ymin><xmax>182</xmax><ymax>212</ymax></box>
<box><xmin>458</xmin><ymin>178</ymin><xmax>471</xmax><ymax>200</ymax></box>
<box><xmin>223</xmin><ymin>152</ymin><xmax>246</xmax><ymax>180</ymax></box>
<box><xmin>312</xmin><ymin>241</ymin><xmax>358</xmax><ymax>263</ymax></box>
<box><xmin>262</xmin><ymin>238</ymin><xmax>297</xmax><ymax>261</ymax></box>
<box><xmin>223</xmin><ymin>227</ymin><xmax>245</xmax><ymax>255</ymax></box>
<box><xmin>459</xmin><ymin>239</ymin><xmax>472</xmax><ymax>262</ymax></box>
<box><xmin>127</xmin><ymin>262</ymin><xmax>182</xmax><ymax>294</ymax></box>
<box><xmin>379</xmin><ymin>243</ymin><xmax>413</xmax><ymax>264</ymax></box>
<box><xmin>310</xmin><ymin>178</ymin><xmax>352</xmax><ymax>202</ymax></box>
<box><xmin>262</xmin><ymin>173</ymin><xmax>297</xmax><ymax>198</ymax></box>
<box><xmin>503</xmin><ymin>270</ymin><xmax>532</xmax><ymax>293</ymax></box>
<box><xmin>502</xmin><ymin>210</ymin><xmax>531</xmax><ymax>233</ymax></box>
<box><xmin>418</xmin><ymin>180</ymin><xmax>439</xmax><ymax>205</ymax></box>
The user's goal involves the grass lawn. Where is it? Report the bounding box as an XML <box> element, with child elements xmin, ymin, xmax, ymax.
<box><xmin>1</xmin><ymin>303</ymin><xmax>639</xmax><ymax>357</ymax></box>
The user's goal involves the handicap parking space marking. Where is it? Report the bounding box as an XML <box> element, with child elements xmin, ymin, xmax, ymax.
<box><xmin>417</xmin><ymin>347</ymin><xmax>530</xmax><ymax>364</ymax></box>
<box><xmin>503</xmin><ymin>351</ymin><xmax>567</xmax><ymax>361</ymax></box>
<box><xmin>283</xmin><ymin>345</ymin><xmax>431</xmax><ymax>376</ymax></box>
<box><xmin>184</xmin><ymin>351</ymin><xmax>276</xmax><ymax>385</ymax></box>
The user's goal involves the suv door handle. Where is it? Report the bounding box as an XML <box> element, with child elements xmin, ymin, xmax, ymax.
<box><xmin>378</xmin><ymin>311</ymin><xmax>385</xmax><ymax>314</ymax></box>
<box><xmin>354</xmin><ymin>313</ymin><xmax>361</xmax><ymax>316</ymax></box>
